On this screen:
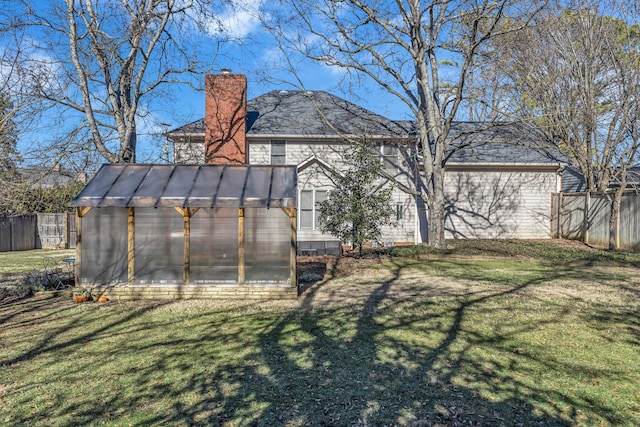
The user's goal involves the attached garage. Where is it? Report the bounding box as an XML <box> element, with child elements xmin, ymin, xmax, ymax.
<box><xmin>444</xmin><ymin>164</ymin><xmax>561</xmax><ymax>239</ymax></box>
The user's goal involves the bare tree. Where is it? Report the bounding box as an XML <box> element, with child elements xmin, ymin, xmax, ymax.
<box><xmin>485</xmin><ymin>0</ymin><xmax>640</xmax><ymax>249</ymax></box>
<box><xmin>263</xmin><ymin>0</ymin><xmax>543</xmax><ymax>247</ymax></box>
<box><xmin>4</xmin><ymin>0</ymin><xmax>224</xmax><ymax>164</ymax></box>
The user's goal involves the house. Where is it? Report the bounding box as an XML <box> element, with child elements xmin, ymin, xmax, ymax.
<box><xmin>17</xmin><ymin>164</ymin><xmax>88</xmax><ymax>188</ymax></box>
<box><xmin>168</xmin><ymin>72</ymin><xmax>566</xmax><ymax>251</ymax></box>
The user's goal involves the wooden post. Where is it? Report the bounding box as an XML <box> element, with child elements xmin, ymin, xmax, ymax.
<box><xmin>558</xmin><ymin>192</ymin><xmax>564</xmax><ymax>239</ymax></box>
<box><xmin>184</xmin><ymin>208</ymin><xmax>191</xmax><ymax>285</ymax></box>
<box><xmin>238</xmin><ymin>208</ymin><xmax>245</xmax><ymax>284</ymax></box>
<box><xmin>583</xmin><ymin>192</ymin><xmax>591</xmax><ymax>245</ymax></box>
<box><xmin>282</xmin><ymin>208</ymin><xmax>297</xmax><ymax>288</ymax></box>
<box><xmin>75</xmin><ymin>208</ymin><xmax>82</xmax><ymax>284</ymax></box>
<box><xmin>128</xmin><ymin>207</ymin><xmax>135</xmax><ymax>285</ymax></box>
<box><xmin>75</xmin><ymin>207</ymin><xmax>92</xmax><ymax>285</ymax></box>
<box><xmin>290</xmin><ymin>208</ymin><xmax>297</xmax><ymax>288</ymax></box>
<box><xmin>64</xmin><ymin>211</ymin><xmax>68</xmax><ymax>249</ymax></box>
<box><xmin>616</xmin><ymin>195</ymin><xmax>621</xmax><ymax>250</ymax></box>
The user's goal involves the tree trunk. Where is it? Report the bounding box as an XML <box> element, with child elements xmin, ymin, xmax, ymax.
<box><xmin>608</xmin><ymin>188</ymin><xmax>623</xmax><ymax>250</ymax></box>
<box><xmin>428</xmin><ymin>172</ymin><xmax>446</xmax><ymax>248</ymax></box>
<box><xmin>117</xmin><ymin>126</ymin><xmax>137</xmax><ymax>163</ymax></box>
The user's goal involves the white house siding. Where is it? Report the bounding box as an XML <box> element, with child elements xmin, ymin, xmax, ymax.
<box><xmin>443</xmin><ymin>167</ymin><xmax>558</xmax><ymax>239</ymax></box>
<box><xmin>248</xmin><ymin>139</ymin><xmax>348</xmax><ymax>167</ymax></box>
<box><xmin>249</xmin><ymin>139</ymin><xmax>417</xmax><ymax>244</ymax></box>
<box><xmin>174</xmin><ymin>139</ymin><xmax>205</xmax><ymax>164</ymax></box>
<box><xmin>175</xmin><ymin>138</ymin><xmax>559</xmax><ymax>243</ymax></box>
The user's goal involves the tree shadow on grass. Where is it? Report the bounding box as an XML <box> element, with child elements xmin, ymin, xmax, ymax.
<box><xmin>146</xmin><ymin>264</ymin><xmax>577</xmax><ymax>425</ymax></box>
<box><xmin>1</xmin><ymin>260</ymin><xmax>637</xmax><ymax>426</ymax></box>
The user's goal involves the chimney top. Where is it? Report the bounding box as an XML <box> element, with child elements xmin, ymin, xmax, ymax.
<box><xmin>221</xmin><ymin>68</ymin><xmax>231</xmax><ymax>74</ymax></box>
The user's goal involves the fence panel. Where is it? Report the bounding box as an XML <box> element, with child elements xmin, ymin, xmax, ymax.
<box><xmin>560</xmin><ymin>194</ymin><xmax>585</xmax><ymax>240</ymax></box>
<box><xmin>0</xmin><ymin>216</ymin><xmax>11</xmax><ymax>251</ymax></box>
<box><xmin>37</xmin><ymin>213</ymin><xmax>67</xmax><ymax>249</ymax></box>
<box><xmin>0</xmin><ymin>213</ymin><xmax>77</xmax><ymax>252</ymax></box>
<box><xmin>586</xmin><ymin>195</ymin><xmax>611</xmax><ymax>248</ymax></box>
<box><xmin>554</xmin><ymin>191</ymin><xmax>640</xmax><ymax>249</ymax></box>
<box><xmin>620</xmin><ymin>193</ymin><xmax>640</xmax><ymax>250</ymax></box>
<box><xmin>9</xmin><ymin>214</ymin><xmax>37</xmax><ymax>251</ymax></box>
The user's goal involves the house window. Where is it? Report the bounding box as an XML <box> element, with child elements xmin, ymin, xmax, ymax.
<box><xmin>299</xmin><ymin>189</ymin><xmax>327</xmax><ymax>230</ymax></box>
<box><xmin>396</xmin><ymin>203</ymin><xmax>403</xmax><ymax>220</ymax></box>
<box><xmin>300</xmin><ymin>190</ymin><xmax>313</xmax><ymax>228</ymax></box>
<box><xmin>382</xmin><ymin>144</ymin><xmax>398</xmax><ymax>171</ymax></box>
<box><xmin>315</xmin><ymin>190</ymin><xmax>328</xmax><ymax>229</ymax></box>
<box><xmin>271</xmin><ymin>140</ymin><xmax>286</xmax><ymax>165</ymax></box>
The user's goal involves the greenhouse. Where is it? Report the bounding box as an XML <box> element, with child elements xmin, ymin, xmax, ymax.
<box><xmin>69</xmin><ymin>164</ymin><xmax>298</xmax><ymax>300</ymax></box>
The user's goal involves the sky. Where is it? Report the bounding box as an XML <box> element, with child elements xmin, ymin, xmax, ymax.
<box><xmin>2</xmin><ymin>0</ymin><xmax>413</xmax><ymax>168</ymax></box>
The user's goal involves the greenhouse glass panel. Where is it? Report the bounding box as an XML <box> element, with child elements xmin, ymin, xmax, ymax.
<box><xmin>81</xmin><ymin>207</ymin><xmax>128</xmax><ymax>285</ymax></box>
<box><xmin>74</xmin><ymin>165</ymin><xmax>126</xmax><ymax>206</ymax></box>
<box><xmin>244</xmin><ymin>167</ymin><xmax>271</xmax><ymax>204</ymax></box>
<box><xmin>190</xmin><ymin>208</ymin><xmax>238</xmax><ymax>283</ymax></box>
<box><xmin>157</xmin><ymin>167</ymin><xmax>197</xmax><ymax>207</ymax></box>
<box><xmin>187</xmin><ymin>167</ymin><xmax>223</xmax><ymax>207</ymax></box>
<box><xmin>269</xmin><ymin>167</ymin><xmax>297</xmax><ymax>204</ymax></box>
<box><xmin>217</xmin><ymin>167</ymin><xmax>248</xmax><ymax>202</ymax></box>
<box><xmin>103</xmin><ymin>166</ymin><xmax>148</xmax><ymax>206</ymax></box>
<box><xmin>130</xmin><ymin>167</ymin><xmax>173</xmax><ymax>207</ymax></box>
<box><xmin>245</xmin><ymin>208</ymin><xmax>290</xmax><ymax>284</ymax></box>
<box><xmin>135</xmin><ymin>208</ymin><xmax>183</xmax><ymax>283</ymax></box>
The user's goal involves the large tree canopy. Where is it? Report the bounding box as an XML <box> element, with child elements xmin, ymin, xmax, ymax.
<box><xmin>483</xmin><ymin>0</ymin><xmax>640</xmax><ymax>248</ymax></box>
<box><xmin>263</xmin><ymin>0</ymin><xmax>544</xmax><ymax>247</ymax></box>
<box><xmin>2</xmin><ymin>0</ymin><xmax>225</xmax><ymax>164</ymax></box>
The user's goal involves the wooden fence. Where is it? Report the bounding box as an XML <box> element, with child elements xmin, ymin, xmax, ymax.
<box><xmin>551</xmin><ymin>192</ymin><xmax>640</xmax><ymax>250</ymax></box>
<box><xmin>0</xmin><ymin>212</ymin><xmax>76</xmax><ymax>252</ymax></box>
<box><xmin>0</xmin><ymin>214</ymin><xmax>37</xmax><ymax>252</ymax></box>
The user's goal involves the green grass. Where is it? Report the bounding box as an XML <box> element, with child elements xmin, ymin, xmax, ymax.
<box><xmin>384</xmin><ymin>239</ymin><xmax>640</xmax><ymax>265</ymax></box>
<box><xmin>0</xmin><ymin>249</ymin><xmax>76</xmax><ymax>277</ymax></box>
<box><xmin>0</xmin><ymin>242</ymin><xmax>639</xmax><ymax>426</ymax></box>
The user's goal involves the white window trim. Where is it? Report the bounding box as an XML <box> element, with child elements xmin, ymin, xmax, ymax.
<box><xmin>298</xmin><ymin>189</ymin><xmax>328</xmax><ymax>230</ymax></box>
<box><xmin>381</xmin><ymin>143</ymin><xmax>398</xmax><ymax>171</ymax></box>
<box><xmin>270</xmin><ymin>140</ymin><xmax>287</xmax><ymax>165</ymax></box>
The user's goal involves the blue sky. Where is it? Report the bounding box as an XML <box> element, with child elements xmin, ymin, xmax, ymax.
<box><xmin>3</xmin><ymin>0</ymin><xmax>413</xmax><ymax>167</ymax></box>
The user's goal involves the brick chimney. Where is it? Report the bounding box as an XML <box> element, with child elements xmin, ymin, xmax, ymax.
<box><xmin>204</xmin><ymin>71</ymin><xmax>247</xmax><ymax>164</ymax></box>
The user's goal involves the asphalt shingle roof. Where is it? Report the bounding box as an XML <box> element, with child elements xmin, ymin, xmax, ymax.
<box><xmin>169</xmin><ymin>90</ymin><xmax>565</xmax><ymax>165</ymax></box>
<box><xmin>171</xmin><ymin>90</ymin><xmax>414</xmax><ymax>137</ymax></box>
<box><xmin>445</xmin><ymin>122</ymin><xmax>567</xmax><ymax>164</ymax></box>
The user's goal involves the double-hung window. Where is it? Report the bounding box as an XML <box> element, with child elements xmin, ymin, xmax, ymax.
<box><xmin>271</xmin><ymin>140</ymin><xmax>286</xmax><ymax>165</ymax></box>
<box><xmin>300</xmin><ymin>189</ymin><xmax>328</xmax><ymax>230</ymax></box>
<box><xmin>315</xmin><ymin>190</ymin><xmax>328</xmax><ymax>229</ymax></box>
<box><xmin>381</xmin><ymin>144</ymin><xmax>398</xmax><ymax>171</ymax></box>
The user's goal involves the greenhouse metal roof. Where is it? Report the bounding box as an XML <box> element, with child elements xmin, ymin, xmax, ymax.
<box><xmin>69</xmin><ymin>164</ymin><xmax>297</xmax><ymax>208</ymax></box>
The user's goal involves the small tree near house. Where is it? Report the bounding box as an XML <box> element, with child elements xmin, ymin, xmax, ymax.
<box><xmin>317</xmin><ymin>141</ymin><xmax>396</xmax><ymax>253</ymax></box>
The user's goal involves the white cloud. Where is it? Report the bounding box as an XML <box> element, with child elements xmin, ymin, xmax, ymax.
<box><xmin>204</xmin><ymin>0</ymin><xmax>266</xmax><ymax>40</ymax></box>
<box><xmin>0</xmin><ymin>41</ymin><xmax>61</xmax><ymax>98</ymax></box>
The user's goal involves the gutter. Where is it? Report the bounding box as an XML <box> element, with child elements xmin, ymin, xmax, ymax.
<box><xmin>167</xmin><ymin>133</ymin><xmax>416</xmax><ymax>142</ymax></box>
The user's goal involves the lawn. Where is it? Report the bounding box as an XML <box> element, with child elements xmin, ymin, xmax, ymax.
<box><xmin>0</xmin><ymin>241</ymin><xmax>638</xmax><ymax>426</ymax></box>
<box><xmin>0</xmin><ymin>249</ymin><xmax>76</xmax><ymax>278</ymax></box>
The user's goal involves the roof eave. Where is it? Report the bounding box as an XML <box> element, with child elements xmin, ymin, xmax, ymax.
<box><xmin>167</xmin><ymin>132</ymin><xmax>416</xmax><ymax>141</ymax></box>
<box><xmin>445</xmin><ymin>162</ymin><xmax>563</xmax><ymax>170</ymax></box>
